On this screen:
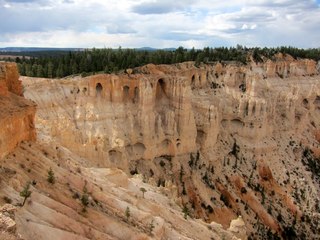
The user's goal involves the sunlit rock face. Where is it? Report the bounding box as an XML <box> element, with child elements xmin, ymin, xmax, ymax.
<box><xmin>21</xmin><ymin>55</ymin><xmax>320</xmax><ymax>239</ymax></box>
<box><xmin>23</xmin><ymin>56</ymin><xmax>319</xmax><ymax>167</ymax></box>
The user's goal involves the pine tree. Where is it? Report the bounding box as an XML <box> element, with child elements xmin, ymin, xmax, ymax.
<box><xmin>36</xmin><ymin>64</ymin><xmax>44</xmax><ymax>77</ymax></box>
<box><xmin>140</xmin><ymin>187</ymin><xmax>147</xmax><ymax>198</ymax></box>
<box><xmin>47</xmin><ymin>61</ymin><xmax>54</xmax><ymax>78</ymax></box>
<box><xmin>20</xmin><ymin>182</ymin><xmax>32</xmax><ymax>206</ymax></box>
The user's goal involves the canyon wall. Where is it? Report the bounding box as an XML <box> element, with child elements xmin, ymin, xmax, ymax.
<box><xmin>23</xmin><ymin>55</ymin><xmax>320</xmax><ymax>168</ymax></box>
<box><xmin>22</xmin><ymin>54</ymin><xmax>320</xmax><ymax>239</ymax></box>
<box><xmin>0</xmin><ymin>62</ymin><xmax>36</xmax><ymax>160</ymax></box>
<box><xmin>0</xmin><ymin>62</ymin><xmax>243</xmax><ymax>240</ymax></box>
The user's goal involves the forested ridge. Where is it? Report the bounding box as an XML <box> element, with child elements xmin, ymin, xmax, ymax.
<box><xmin>1</xmin><ymin>46</ymin><xmax>319</xmax><ymax>78</ymax></box>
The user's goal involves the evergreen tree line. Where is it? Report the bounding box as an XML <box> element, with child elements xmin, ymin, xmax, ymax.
<box><xmin>4</xmin><ymin>46</ymin><xmax>320</xmax><ymax>78</ymax></box>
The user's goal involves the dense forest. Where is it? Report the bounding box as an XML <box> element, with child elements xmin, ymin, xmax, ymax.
<box><xmin>1</xmin><ymin>46</ymin><xmax>320</xmax><ymax>78</ymax></box>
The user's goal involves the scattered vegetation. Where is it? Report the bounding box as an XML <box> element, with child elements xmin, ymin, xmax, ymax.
<box><xmin>301</xmin><ymin>147</ymin><xmax>320</xmax><ymax>182</ymax></box>
<box><xmin>140</xmin><ymin>187</ymin><xmax>147</xmax><ymax>198</ymax></box>
<box><xmin>182</xmin><ymin>205</ymin><xmax>190</xmax><ymax>219</ymax></box>
<box><xmin>47</xmin><ymin>167</ymin><xmax>55</xmax><ymax>184</ymax></box>
<box><xmin>20</xmin><ymin>182</ymin><xmax>32</xmax><ymax>206</ymax></box>
<box><xmin>81</xmin><ymin>184</ymin><xmax>89</xmax><ymax>212</ymax></box>
<box><xmin>3</xmin><ymin>46</ymin><xmax>319</xmax><ymax>79</ymax></box>
<box><xmin>148</xmin><ymin>220</ymin><xmax>155</xmax><ymax>234</ymax></box>
<box><xmin>125</xmin><ymin>206</ymin><xmax>130</xmax><ymax>221</ymax></box>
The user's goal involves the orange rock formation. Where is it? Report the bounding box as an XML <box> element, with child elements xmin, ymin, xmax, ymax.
<box><xmin>0</xmin><ymin>62</ymin><xmax>36</xmax><ymax>159</ymax></box>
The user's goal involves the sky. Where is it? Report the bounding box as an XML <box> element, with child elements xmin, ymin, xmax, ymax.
<box><xmin>0</xmin><ymin>0</ymin><xmax>320</xmax><ymax>48</ymax></box>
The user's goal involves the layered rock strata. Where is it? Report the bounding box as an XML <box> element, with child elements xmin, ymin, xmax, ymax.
<box><xmin>0</xmin><ymin>61</ymin><xmax>242</xmax><ymax>240</ymax></box>
<box><xmin>0</xmin><ymin>62</ymin><xmax>36</xmax><ymax>159</ymax></box>
<box><xmin>21</xmin><ymin>54</ymin><xmax>320</xmax><ymax>239</ymax></box>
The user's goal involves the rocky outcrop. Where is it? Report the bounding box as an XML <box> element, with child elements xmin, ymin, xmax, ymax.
<box><xmin>0</xmin><ymin>63</ymin><xmax>23</xmax><ymax>96</ymax></box>
<box><xmin>0</xmin><ymin>62</ymin><xmax>36</xmax><ymax>159</ymax></box>
<box><xmin>228</xmin><ymin>216</ymin><xmax>247</xmax><ymax>240</ymax></box>
<box><xmin>0</xmin><ymin>204</ymin><xmax>23</xmax><ymax>240</ymax></box>
<box><xmin>0</xmin><ymin>204</ymin><xmax>17</xmax><ymax>233</ymax></box>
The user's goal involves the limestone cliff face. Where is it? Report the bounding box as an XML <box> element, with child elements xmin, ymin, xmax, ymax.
<box><xmin>22</xmin><ymin>55</ymin><xmax>320</xmax><ymax>239</ymax></box>
<box><xmin>0</xmin><ymin>62</ymin><xmax>241</xmax><ymax>240</ymax></box>
<box><xmin>0</xmin><ymin>62</ymin><xmax>36</xmax><ymax>159</ymax></box>
<box><xmin>23</xmin><ymin>57</ymin><xmax>319</xmax><ymax>165</ymax></box>
<box><xmin>23</xmin><ymin>67</ymin><xmax>198</xmax><ymax>169</ymax></box>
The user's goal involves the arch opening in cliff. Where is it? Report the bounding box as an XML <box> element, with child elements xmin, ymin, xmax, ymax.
<box><xmin>231</xmin><ymin>119</ymin><xmax>245</xmax><ymax>128</ymax></box>
<box><xmin>125</xmin><ymin>142</ymin><xmax>146</xmax><ymax>160</ymax></box>
<box><xmin>252</xmin><ymin>103</ymin><xmax>256</xmax><ymax>115</ymax></box>
<box><xmin>133</xmin><ymin>87</ymin><xmax>139</xmax><ymax>104</ymax></box>
<box><xmin>239</xmin><ymin>83</ymin><xmax>246</xmax><ymax>93</ymax></box>
<box><xmin>133</xmin><ymin>142</ymin><xmax>145</xmax><ymax>158</ymax></box>
<box><xmin>176</xmin><ymin>138</ymin><xmax>181</xmax><ymax>148</ymax></box>
<box><xmin>303</xmin><ymin>98</ymin><xmax>309</xmax><ymax>109</ymax></box>
<box><xmin>156</xmin><ymin>79</ymin><xmax>168</xmax><ymax>100</ymax></box>
<box><xmin>155</xmin><ymin>79</ymin><xmax>170</xmax><ymax>120</ymax></box>
<box><xmin>191</xmin><ymin>75</ymin><xmax>195</xmax><ymax>89</ymax></box>
<box><xmin>198</xmin><ymin>75</ymin><xmax>202</xmax><ymax>87</ymax></box>
<box><xmin>244</xmin><ymin>103</ymin><xmax>249</xmax><ymax>116</ymax></box>
<box><xmin>123</xmin><ymin>86</ymin><xmax>130</xmax><ymax>103</ymax></box>
<box><xmin>96</xmin><ymin>83</ymin><xmax>103</xmax><ymax>97</ymax></box>
<box><xmin>109</xmin><ymin>149</ymin><xmax>122</xmax><ymax>163</ymax></box>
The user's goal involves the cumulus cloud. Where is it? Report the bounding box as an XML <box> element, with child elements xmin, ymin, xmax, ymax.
<box><xmin>0</xmin><ymin>0</ymin><xmax>319</xmax><ymax>48</ymax></box>
<box><xmin>5</xmin><ymin>0</ymin><xmax>42</xmax><ymax>3</ymax></box>
<box><xmin>132</xmin><ymin>0</ymin><xmax>194</xmax><ymax>14</ymax></box>
<box><xmin>106</xmin><ymin>24</ymin><xmax>136</xmax><ymax>34</ymax></box>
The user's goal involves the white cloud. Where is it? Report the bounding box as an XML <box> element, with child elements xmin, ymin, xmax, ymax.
<box><xmin>0</xmin><ymin>0</ymin><xmax>319</xmax><ymax>48</ymax></box>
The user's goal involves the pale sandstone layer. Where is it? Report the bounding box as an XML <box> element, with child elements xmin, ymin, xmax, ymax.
<box><xmin>0</xmin><ymin>63</ymin><xmax>241</xmax><ymax>240</ymax></box>
<box><xmin>1</xmin><ymin>54</ymin><xmax>320</xmax><ymax>239</ymax></box>
<box><xmin>21</xmin><ymin>54</ymin><xmax>320</xmax><ymax>239</ymax></box>
<box><xmin>0</xmin><ymin>141</ymin><xmax>240</xmax><ymax>240</ymax></box>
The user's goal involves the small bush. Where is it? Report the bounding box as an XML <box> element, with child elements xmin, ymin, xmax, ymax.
<box><xmin>47</xmin><ymin>168</ymin><xmax>55</xmax><ymax>184</ymax></box>
<box><xmin>125</xmin><ymin>206</ymin><xmax>130</xmax><ymax>221</ymax></box>
<box><xmin>182</xmin><ymin>206</ymin><xmax>190</xmax><ymax>219</ymax></box>
<box><xmin>140</xmin><ymin>187</ymin><xmax>147</xmax><ymax>198</ymax></box>
<box><xmin>81</xmin><ymin>193</ymin><xmax>89</xmax><ymax>212</ymax></box>
<box><xmin>241</xmin><ymin>187</ymin><xmax>247</xmax><ymax>194</ymax></box>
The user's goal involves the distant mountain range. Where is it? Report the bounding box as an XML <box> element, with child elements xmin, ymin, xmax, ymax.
<box><xmin>0</xmin><ymin>47</ymin><xmax>84</xmax><ymax>52</ymax></box>
<box><xmin>137</xmin><ymin>47</ymin><xmax>176</xmax><ymax>51</ymax></box>
<box><xmin>0</xmin><ymin>47</ymin><xmax>177</xmax><ymax>52</ymax></box>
